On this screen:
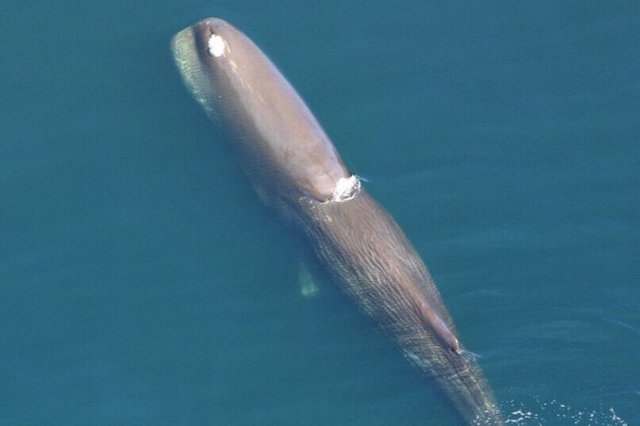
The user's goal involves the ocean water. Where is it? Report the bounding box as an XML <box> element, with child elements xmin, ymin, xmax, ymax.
<box><xmin>1</xmin><ymin>2</ymin><xmax>638</xmax><ymax>425</ymax></box>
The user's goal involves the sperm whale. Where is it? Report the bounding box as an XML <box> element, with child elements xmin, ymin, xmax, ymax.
<box><xmin>172</xmin><ymin>18</ymin><xmax>503</xmax><ymax>425</ymax></box>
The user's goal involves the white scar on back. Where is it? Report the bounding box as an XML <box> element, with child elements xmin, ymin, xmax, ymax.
<box><xmin>208</xmin><ymin>34</ymin><xmax>225</xmax><ymax>57</ymax></box>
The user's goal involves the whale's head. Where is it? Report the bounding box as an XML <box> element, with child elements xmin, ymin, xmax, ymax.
<box><xmin>172</xmin><ymin>18</ymin><xmax>352</xmax><ymax>205</ymax></box>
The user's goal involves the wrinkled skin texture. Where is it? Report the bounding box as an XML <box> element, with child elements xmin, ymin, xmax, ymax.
<box><xmin>298</xmin><ymin>191</ymin><xmax>502</xmax><ymax>424</ymax></box>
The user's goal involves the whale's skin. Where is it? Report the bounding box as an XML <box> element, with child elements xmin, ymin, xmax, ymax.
<box><xmin>171</xmin><ymin>18</ymin><xmax>503</xmax><ymax>425</ymax></box>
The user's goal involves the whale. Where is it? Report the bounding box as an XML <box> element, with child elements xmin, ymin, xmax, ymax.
<box><xmin>171</xmin><ymin>18</ymin><xmax>503</xmax><ymax>425</ymax></box>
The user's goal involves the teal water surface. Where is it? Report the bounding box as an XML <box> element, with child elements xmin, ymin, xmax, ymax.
<box><xmin>1</xmin><ymin>2</ymin><xmax>638</xmax><ymax>425</ymax></box>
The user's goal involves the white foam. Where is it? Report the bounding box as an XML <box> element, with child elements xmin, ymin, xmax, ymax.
<box><xmin>331</xmin><ymin>176</ymin><xmax>361</xmax><ymax>202</ymax></box>
<box><xmin>501</xmin><ymin>398</ymin><xmax>629</xmax><ymax>425</ymax></box>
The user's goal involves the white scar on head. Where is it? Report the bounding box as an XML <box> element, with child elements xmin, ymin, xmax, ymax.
<box><xmin>331</xmin><ymin>176</ymin><xmax>361</xmax><ymax>202</ymax></box>
<box><xmin>208</xmin><ymin>34</ymin><xmax>225</xmax><ymax>57</ymax></box>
